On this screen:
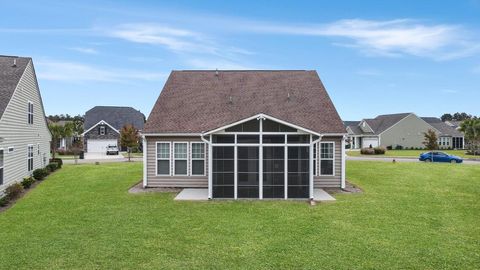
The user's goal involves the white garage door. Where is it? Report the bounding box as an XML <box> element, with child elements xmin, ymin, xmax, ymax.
<box><xmin>88</xmin><ymin>139</ymin><xmax>117</xmax><ymax>153</ymax></box>
<box><xmin>362</xmin><ymin>137</ymin><xmax>379</xmax><ymax>148</ymax></box>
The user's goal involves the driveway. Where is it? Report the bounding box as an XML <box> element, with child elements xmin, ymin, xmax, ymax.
<box><xmin>84</xmin><ymin>152</ymin><xmax>124</xmax><ymax>160</ymax></box>
<box><xmin>346</xmin><ymin>155</ymin><xmax>480</xmax><ymax>165</ymax></box>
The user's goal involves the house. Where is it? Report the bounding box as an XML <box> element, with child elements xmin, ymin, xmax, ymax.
<box><xmin>0</xmin><ymin>55</ymin><xmax>52</xmax><ymax>191</ymax></box>
<box><xmin>47</xmin><ymin>119</ymin><xmax>75</xmax><ymax>151</ymax></box>
<box><xmin>445</xmin><ymin>120</ymin><xmax>463</xmax><ymax>130</ymax></box>
<box><xmin>345</xmin><ymin>113</ymin><xmax>464</xmax><ymax>149</ymax></box>
<box><xmin>142</xmin><ymin>70</ymin><xmax>346</xmax><ymax>200</ymax></box>
<box><xmin>82</xmin><ymin>106</ymin><xmax>145</xmax><ymax>153</ymax></box>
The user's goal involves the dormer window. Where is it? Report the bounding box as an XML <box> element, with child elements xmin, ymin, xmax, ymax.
<box><xmin>99</xmin><ymin>126</ymin><xmax>106</xmax><ymax>135</ymax></box>
<box><xmin>27</xmin><ymin>102</ymin><xmax>33</xmax><ymax>124</ymax></box>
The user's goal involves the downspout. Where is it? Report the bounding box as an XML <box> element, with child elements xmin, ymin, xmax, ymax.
<box><xmin>310</xmin><ymin>135</ymin><xmax>322</xmax><ymax>200</ymax></box>
<box><xmin>341</xmin><ymin>135</ymin><xmax>346</xmax><ymax>189</ymax></box>
<box><xmin>142</xmin><ymin>135</ymin><xmax>147</xmax><ymax>188</ymax></box>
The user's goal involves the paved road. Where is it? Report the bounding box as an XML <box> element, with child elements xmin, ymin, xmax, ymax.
<box><xmin>347</xmin><ymin>156</ymin><xmax>480</xmax><ymax>165</ymax></box>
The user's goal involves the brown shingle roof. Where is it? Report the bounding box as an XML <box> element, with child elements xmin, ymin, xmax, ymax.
<box><xmin>144</xmin><ymin>70</ymin><xmax>345</xmax><ymax>134</ymax></box>
<box><xmin>0</xmin><ymin>55</ymin><xmax>31</xmax><ymax>119</ymax></box>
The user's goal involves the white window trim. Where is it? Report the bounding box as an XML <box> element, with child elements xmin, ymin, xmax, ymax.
<box><xmin>99</xmin><ymin>126</ymin><xmax>106</xmax><ymax>135</ymax></box>
<box><xmin>155</xmin><ymin>142</ymin><xmax>171</xmax><ymax>176</ymax></box>
<box><xmin>190</xmin><ymin>142</ymin><xmax>206</xmax><ymax>176</ymax></box>
<box><xmin>27</xmin><ymin>101</ymin><xmax>34</xmax><ymax>125</ymax></box>
<box><xmin>173</xmin><ymin>142</ymin><xmax>189</xmax><ymax>176</ymax></box>
<box><xmin>27</xmin><ymin>144</ymin><xmax>34</xmax><ymax>172</ymax></box>
<box><xmin>319</xmin><ymin>141</ymin><xmax>335</xmax><ymax>176</ymax></box>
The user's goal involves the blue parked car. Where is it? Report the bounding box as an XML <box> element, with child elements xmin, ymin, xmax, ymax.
<box><xmin>419</xmin><ymin>152</ymin><xmax>463</xmax><ymax>163</ymax></box>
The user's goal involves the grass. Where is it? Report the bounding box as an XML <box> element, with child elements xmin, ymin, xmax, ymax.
<box><xmin>347</xmin><ymin>149</ymin><xmax>474</xmax><ymax>158</ymax></box>
<box><xmin>0</xmin><ymin>161</ymin><xmax>479</xmax><ymax>269</ymax></box>
<box><xmin>55</xmin><ymin>155</ymin><xmax>75</xmax><ymax>160</ymax></box>
<box><xmin>121</xmin><ymin>152</ymin><xmax>143</xmax><ymax>158</ymax></box>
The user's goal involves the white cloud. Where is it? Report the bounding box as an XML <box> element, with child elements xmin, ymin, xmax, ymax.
<box><xmin>242</xmin><ymin>19</ymin><xmax>480</xmax><ymax>60</ymax></box>
<box><xmin>70</xmin><ymin>47</ymin><xmax>99</xmax><ymax>54</ymax></box>
<box><xmin>35</xmin><ymin>60</ymin><xmax>167</xmax><ymax>82</ymax></box>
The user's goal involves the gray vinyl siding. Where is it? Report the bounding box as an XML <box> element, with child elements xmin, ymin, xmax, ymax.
<box><xmin>146</xmin><ymin>136</ymin><xmax>208</xmax><ymax>188</ymax></box>
<box><xmin>146</xmin><ymin>135</ymin><xmax>343</xmax><ymax>189</ymax></box>
<box><xmin>314</xmin><ymin>136</ymin><xmax>342</xmax><ymax>188</ymax></box>
<box><xmin>380</xmin><ymin>114</ymin><xmax>439</xmax><ymax>149</ymax></box>
<box><xmin>0</xmin><ymin>61</ymin><xmax>51</xmax><ymax>192</ymax></box>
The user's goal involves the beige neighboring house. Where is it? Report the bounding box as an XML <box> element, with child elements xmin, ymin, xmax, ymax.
<box><xmin>143</xmin><ymin>70</ymin><xmax>347</xmax><ymax>200</ymax></box>
<box><xmin>345</xmin><ymin>113</ymin><xmax>464</xmax><ymax>150</ymax></box>
<box><xmin>0</xmin><ymin>55</ymin><xmax>52</xmax><ymax>192</ymax></box>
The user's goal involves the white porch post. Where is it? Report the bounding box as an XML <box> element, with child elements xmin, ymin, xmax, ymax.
<box><xmin>259</xmin><ymin>117</ymin><xmax>263</xmax><ymax>199</ymax></box>
<box><xmin>309</xmin><ymin>135</ymin><xmax>314</xmax><ymax>200</ymax></box>
<box><xmin>208</xmin><ymin>137</ymin><xmax>213</xmax><ymax>199</ymax></box>
<box><xmin>142</xmin><ymin>135</ymin><xmax>147</xmax><ymax>188</ymax></box>
<box><xmin>284</xmin><ymin>134</ymin><xmax>288</xmax><ymax>199</ymax></box>
<box><xmin>341</xmin><ymin>135</ymin><xmax>346</xmax><ymax>189</ymax></box>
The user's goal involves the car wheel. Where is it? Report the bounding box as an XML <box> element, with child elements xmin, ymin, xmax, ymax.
<box><xmin>425</xmin><ymin>159</ymin><xmax>431</xmax><ymax>162</ymax></box>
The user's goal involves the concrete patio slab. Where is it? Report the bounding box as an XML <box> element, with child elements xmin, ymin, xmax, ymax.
<box><xmin>313</xmin><ymin>189</ymin><xmax>336</xmax><ymax>202</ymax></box>
<box><xmin>175</xmin><ymin>188</ymin><xmax>209</xmax><ymax>201</ymax></box>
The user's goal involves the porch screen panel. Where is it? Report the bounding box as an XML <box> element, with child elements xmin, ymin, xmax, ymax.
<box><xmin>287</xmin><ymin>146</ymin><xmax>309</xmax><ymax>198</ymax></box>
<box><xmin>263</xmin><ymin>146</ymin><xmax>284</xmax><ymax>198</ymax></box>
<box><xmin>212</xmin><ymin>146</ymin><xmax>234</xmax><ymax>198</ymax></box>
<box><xmin>237</xmin><ymin>147</ymin><xmax>259</xmax><ymax>198</ymax></box>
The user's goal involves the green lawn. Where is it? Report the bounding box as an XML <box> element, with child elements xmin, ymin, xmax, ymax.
<box><xmin>55</xmin><ymin>155</ymin><xmax>75</xmax><ymax>160</ymax></box>
<box><xmin>347</xmin><ymin>149</ymin><xmax>474</xmax><ymax>158</ymax></box>
<box><xmin>0</xmin><ymin>162</ymin><xmax>479</xmax><ymax>269</ymax></box>
<box><xmin>121</xmin><ymin>152</ymin><xmax>143</xmax><ymax>158</ymax></box>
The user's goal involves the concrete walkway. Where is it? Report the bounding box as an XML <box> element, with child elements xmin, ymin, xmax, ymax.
<box><xmin>174</xmin><ymin>188</ymin><xmax>336</xmax><ymax>201</ymax></box>
<box><xmin>313</xmin><ymin>189</ymin><xmax>336</xmax><ymax>201</ymax></box>
<box><xmin>174</xmin><ymin>188</ymin><xmax>208</xmax><ymax>201</ymax></box>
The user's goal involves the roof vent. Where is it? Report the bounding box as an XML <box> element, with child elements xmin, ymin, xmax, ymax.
<box><xmin>287</xmin><ymin>92</ymin><xmax>291</xmax><ymax>100</ymax></box>
<box><xmin>215</xmin><ymin>68</ymin><xmax>219</xmax><ymax>76</ymax></box>
<box><xmin>12</xmin><ymin>58</ymin><xmax>17</xmax><ymax>67</ymax></box>
<box><xmin>229</xmin><ymin>96</ymin><xmax>233</xmax><ymax>104</ymax></box>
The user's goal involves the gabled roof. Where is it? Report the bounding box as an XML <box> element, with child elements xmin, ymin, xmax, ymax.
<box><xmin>144</xmin><ymin>70</ymin><xmax>346</xmax><ymax>134</ymax></box>
<box><xmin>344</xmin><ymin>121</ymin><xmax>362</xmax><ymax>135</ymax></box>
<box><xmin>364</xmin><ymin>113</ymin><xmax>411</xmax><ymax>134</ymax></box>
<box><xmin>421</xmin><ymin>117</ymin><xmax>463</xmax><ymax>137</ymax></box>
<box><xmin>0</xmin><ymin>55</ymin><xmax>31</xmax><ymax>119</ymax></box>
<box><xmin>84</xmin><ymin>106</ymin><xmax>145</xmax><ymax>131</ymax></box>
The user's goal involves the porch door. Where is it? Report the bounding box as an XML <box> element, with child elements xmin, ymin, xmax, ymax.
<box><xmin>212</xmin><ymin>146</ymin><xmax>234</xmax><ymax>198</ymax></box>
<box><xmin>263</xmin><ymin>146</ymin><xmax>284</xmax><ymax>198</ymax></box>
<box><xmin>237</xmin><ymin>147</ymin><xmax>259</xmax><ymax>198</ymax></box>
<box><xmin>287</xmin><ymin>146</ymin><xmax>309</xmax><ymax>198</ymax></box>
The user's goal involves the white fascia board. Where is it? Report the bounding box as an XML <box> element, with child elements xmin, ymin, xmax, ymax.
<box><xmin>143</xmin><ymin>133</ymin><xmax>202</xmax><ymax>137</ymax></box>
<box><xmin>81</xmin><ymin>120</ymin><xmax>120</xmax><ymax>136</ymax></box>
<box><xmin>202</xmin><ymin>113</ymin><xmax>322</xmax><ymax>136</ymax></box>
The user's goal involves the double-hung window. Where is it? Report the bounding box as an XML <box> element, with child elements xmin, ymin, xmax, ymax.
<box><xmin>191</xmin><ymin>143</ymin><xmax>205</xmax><ymax>176</ymax></box>
<box><xmin>320</xmin><ymin>142</ymin><xmax>334</xmax><ymax>176</ymax></box>
<box><xmin>27</xmin><ymin>102</ymin><xmax>33</xmax><ymax>124</ymax></box>
<box><xmin>27</xmin><ymin>145</ymin><xmax>34</xmax><ymax>172</ymax></box>
<box><xmin>174</xmin><ymin>143</ymin><xmax>188</xmax><ymax>175</ymax></box>
<box><xmin>156</xmin><ymin>143</ymin><xmax>170</xmax><ymax>175</ymax></box>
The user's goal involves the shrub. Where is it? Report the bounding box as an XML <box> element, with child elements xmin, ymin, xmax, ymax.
<box><xmin>374</xmin><ymin>147</ymin><xmax>386</xmax><ymax>154</ymax></box>
<box><xmin>0</xmin><ymin>196</ymin><xmax>8</xmax><ymax>207</ymax></box>
<box><xmin>395</xmin><ymin>145</ymin><xmax>404</xmax><ymax>150</ymax></box>
<box><xmin>360</xmin><ymin>148</ymin><xmax>375</xmax><ymax>155</ymax></box>
<box><xmin>49</xmin><ymin>158</ymin><xmax>63</xmax><ymax>168</ymax></box>
<box><xmin>47</xmin><ymin>162</ymin><xmax>58</xmax><ymax>172</ymax></box>
<box><xmin>5</xmin><ymin>183</ymin><xmax>24</xmax><ymax>200</ymax></box>
<box><xmin>33</xmin><ymin>168</ymin><xmax>49</xmax><ymax>180</ymax></box>
<box><xmin>58</xmin><ymin>149</ymin><xmax>74</xmax><ymax>155</ymax></box>
<box><xmin>21</xmin><ymin>177</ymin><xmax>35</xmax><ymax>189</ymax></box>
<box><xmin>386</xmin><ymin>145</ymin><xmax>393</xmax><ymax>150</ymax></box>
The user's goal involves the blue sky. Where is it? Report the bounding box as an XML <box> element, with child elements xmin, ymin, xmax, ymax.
<box><xmin>1</xmin><ymin>0</ymin><xmax>479</xmax><ymax>120</ymax></box>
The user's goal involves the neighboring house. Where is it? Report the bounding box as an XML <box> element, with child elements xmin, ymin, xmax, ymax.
<box><xmin>345</xmin><ymin>113</ymin><xmax>464</xmax><ymax>149</ymax></box>
<box><xmin>82</xmin><ymin>106</ymin><xmax>145</xmax><ymax>153</ymax></box>
<box><xmin>142</xmin><ymin>70</ymin><xmax>347</xmax><ymax>200</ymax></box>
<box><xmin>445</xmin><ymin>120</ymin><xmax>463</xmax><ymax>130</ymax></box>
<box><xmin>0</xmin><ymin>55</ymin><xmax>52</xmax><ymax>192</ymax></box>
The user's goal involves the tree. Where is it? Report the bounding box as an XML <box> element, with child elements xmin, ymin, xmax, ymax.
<box><xmin>452</xmin><ymin>112</ymin><xmax>472</xmax><ymax>121</ymax></box>
<box><xmin>460</xmin><ymin>119</ymin><xmax>480</xmax><ymax>155</ymax></box>
<box><xmin>422</xmin><ymin>129</ymin><xmax>439</xmax><ymax>150</ymax></box>
<box><xmin>441</xmin><ymin>113</ymin><xmax>453</xmax><ymax>122</ymax></box>
<box><xmin>120</xmin><ymin>124</ymin><xmax>139</xmax><ymax>162</ymax></box>
<box><xmin>48</xmin><ymin>123</ymin><xmax>73</xmax><ymax>159</ymax></box>
<box><xmin>70</xmin><ymin>140</ymin><xmax>83</xmax><ymax>165</ymax></box>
